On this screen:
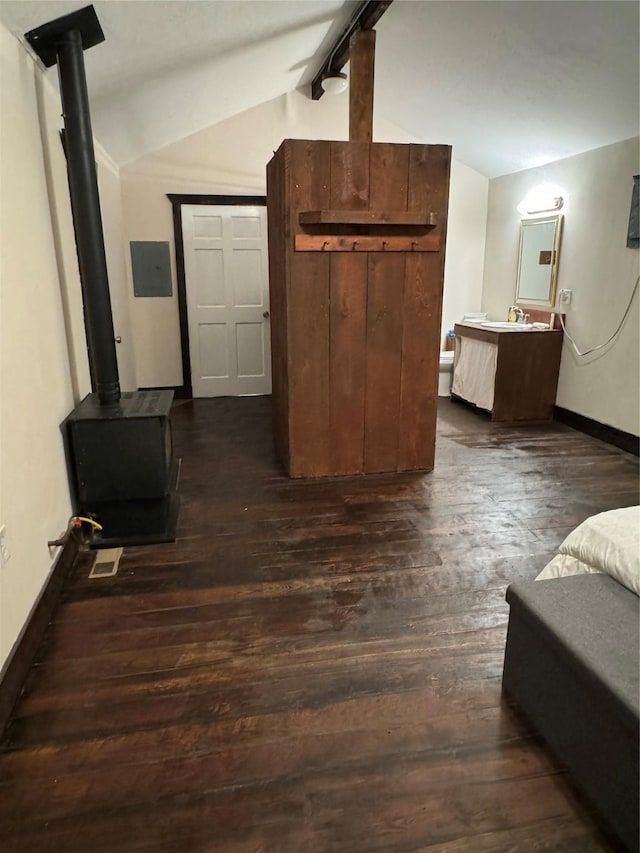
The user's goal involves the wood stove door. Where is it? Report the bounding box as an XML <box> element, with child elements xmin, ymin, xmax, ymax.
<box><xmin>182</xmin><ymin>205</ymin><xmax>271</xmax><ymax>397</ymax></box>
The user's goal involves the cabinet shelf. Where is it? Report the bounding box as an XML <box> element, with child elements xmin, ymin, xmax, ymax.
<box><xmin>299</xmin><ymin>210</ymin><xmax>437</xmax><ymax>227</ymax></box>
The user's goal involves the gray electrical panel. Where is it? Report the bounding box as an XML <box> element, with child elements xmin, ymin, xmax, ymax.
<box><xmin>130</xmin><ymin>241</ymin><xmax>173</xmax><ymax>297</ymax></box>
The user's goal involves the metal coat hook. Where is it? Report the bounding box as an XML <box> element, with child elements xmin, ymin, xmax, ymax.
<box><xmin>322</xmin><ymin>240</ymin><xmax>329</xmax><ymax>251</ymax></box>
<box><xmin>382</xmin><ymin>240</ymin><xmax>388</xmax><ymax>251</ymax></box>
<box><xmin>411</xmin><ymin>241</ymin><xmax>418</xmax><ymax>251</ymax></box>
<box><xmin>352</xmin><ymin>240</ymin><xmax>359</xmax><ymax>250</ymax></box>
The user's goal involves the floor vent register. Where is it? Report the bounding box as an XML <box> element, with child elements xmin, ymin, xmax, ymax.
<box><xmin>88</xmin><ymin>547</ymin><xmax>123</xmax><ymax>579</ymax></box>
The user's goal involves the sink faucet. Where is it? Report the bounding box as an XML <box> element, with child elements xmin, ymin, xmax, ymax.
<box><xmin>514</xmin><ymin>308</ymin><xmax>530</xmax><ymax>324</ymax></box>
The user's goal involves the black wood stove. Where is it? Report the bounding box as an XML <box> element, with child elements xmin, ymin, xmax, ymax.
<box><xmin>64</xmin><ymin>389</ymin><xmax>180</xmax><ymax>547</ymax></box>
<box><xmin>26</xmin><ymin>6</ymin><xmax>179</xmax><ymax>547</ymax></box>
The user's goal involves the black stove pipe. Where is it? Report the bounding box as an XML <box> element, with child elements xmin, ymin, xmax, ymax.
<box><xmin>56</xmin><ymin>29</ymin><xmax>120</xmax><ymax>405</ymax></box>
<box><xmin>25</xmin><ymin>6</ymin><xmax>121</xmax><ymax>407</ymax></box>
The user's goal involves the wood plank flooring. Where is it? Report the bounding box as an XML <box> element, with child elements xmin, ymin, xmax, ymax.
<box><xmin>1</xmin><ymin>397</ymin><xmax>637</xmax><ymax>852</ymax></box>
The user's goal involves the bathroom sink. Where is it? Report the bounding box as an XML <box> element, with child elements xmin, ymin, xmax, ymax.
<box><xmin>481</xmin><ymin>322</ymin><xmax>534</xmax><ymax>330</ymax></box>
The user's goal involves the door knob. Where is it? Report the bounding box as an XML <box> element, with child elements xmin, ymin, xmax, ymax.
<box><xmin>115</xmin><ymin>336</ymin><xmax>122</xmax><ymax>344</ymax></box>
<box><xmin>263</xmin><ymin>311</ymin><xmax>270</xmax><ymax>319</ymax></box>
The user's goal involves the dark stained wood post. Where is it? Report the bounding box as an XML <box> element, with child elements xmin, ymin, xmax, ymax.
<box><xmin>349</xmin><ymin>29</ymin><xmax>376</xmax><ymax>143</ymax></box>
<box><xmin>267</xmin><ymin>16</ymin><xmax>451</xmax><ymax>479</ymax></box>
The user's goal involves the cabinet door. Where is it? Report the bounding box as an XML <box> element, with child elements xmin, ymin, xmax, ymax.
<box><xmin>493</xmin><ymin>333</ymin><xmax>563</xmax><ymax>422</ymax></box>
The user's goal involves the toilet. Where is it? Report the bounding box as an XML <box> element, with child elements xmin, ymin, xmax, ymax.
<box><xmin>438</xmin><ymin>351</ymin><xmax>455</xmax><ymax>396</ymax></box>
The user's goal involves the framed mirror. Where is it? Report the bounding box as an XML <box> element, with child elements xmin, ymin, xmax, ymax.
<box><xmin>515</xmin><ymin>214</ymin><xmax>563</xmax><ymax>307</ymax></box>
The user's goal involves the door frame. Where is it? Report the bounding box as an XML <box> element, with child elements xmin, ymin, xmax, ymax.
<box><xmin>168</xmin><ymin>194</ymin><xmax>267</xmax><ymax>399</ymax></box>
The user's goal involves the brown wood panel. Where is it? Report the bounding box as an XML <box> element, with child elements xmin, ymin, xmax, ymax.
<box><xmin>398</xmin><ymin>145</ymin><xmax>452</xmax><ymax>470</ymax></box>
<box><xmin>368</xmin><ymin>144</ymin><xmax>410</xmax><ymax>211</ymax></box>
<box><xmin>364</xmin><ymin>252</ymin><xmax>406</xmax><ymax>472</ymax></box>
<box><xmin>364</xmin><ymin>144</ymin><xmax>410</xmax><ymax>472</ymax></box>
<box><xmin>329</xmin><ymin>141</ymin><xmax>370</xmax><ymax>211</ymax></box>
<box><xmin>408</xmin><ymin>145</ymin><xmax>451</xmax><ymax>210</ymax></box>
<box><xmin>286</xmin><ymin>141</ymin><xmax>331</xmax><ymax>476</ymax></box>
<box><xmin>349</xmin><ymin>29</ymin><xmax>376</xmax><ymax>142</ymax></box>
<box><xmin>0</xmin><ymin>396</ymin><xmax>635</xmax><ymax>852</ymax></box>
<box><xmin>294</xmin><ymin>233</ymin><xmax>440</xmax><ymax>252</ymax></box>
<box><xmin>327</xmin><ymin>142</ymin><xmax>369</xmax><ymax>475</ymax></box>
<box><xmin>397</xmin><ymin>253</ymin><xmax>440</xmax><ymax>471</ymax></box>
<box><xmin>329</xmin><ymin>252</ymin><xmax>367</xmax><ymax>474</ymax></box>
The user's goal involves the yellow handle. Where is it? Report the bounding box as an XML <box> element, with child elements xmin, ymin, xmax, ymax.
<box><xmin>76</xmin><ymin>516</ymin><xmax>103</xmax><ymax>532</ymax></box>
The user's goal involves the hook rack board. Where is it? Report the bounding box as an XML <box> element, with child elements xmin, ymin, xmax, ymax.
<box><xmin>294</xmin><ymin>234</ymin><xmax>441</xmax><ymax>252</ymax></box>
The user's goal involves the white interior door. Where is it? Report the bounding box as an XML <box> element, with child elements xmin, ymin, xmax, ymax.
<box><xmin>182</xmin><ymin>204</ymin><xmax>271</xmax><ymax>397</ymax></box>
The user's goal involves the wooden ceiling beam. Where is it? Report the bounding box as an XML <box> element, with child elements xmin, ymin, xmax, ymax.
<box><xmin>349</xmin><ymin>29</ymin><xmax>376</xmax><ymax>142</ymax></box>
<box><xmin>311</xmin><ymin>0</ymin><xmax>393</xmax><ymax>101</ymax></box>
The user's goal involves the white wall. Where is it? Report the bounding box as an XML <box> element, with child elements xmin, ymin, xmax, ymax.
<box><xmin>121</xmin><ymin>89</ymin><xmax>488</xmax><ymax>387</ymax></box>
<box><xmin>0</xmin><ymin>24</ymin><xmax>134</xmax><ymax>672</ymax></box>
<box><xmin>442</xmin><ymin>160</ymin><xmax>488</xmax><ymax>339</ymax></box>
<box><xmin>96</xmin><ymin>144</ymin><xmax>138</xmax><ymax>392</ymax></box>
<box><xmin>483</xmin><ymin>137</ymin><xmax>639</xmax><ymax>436</ymax></box>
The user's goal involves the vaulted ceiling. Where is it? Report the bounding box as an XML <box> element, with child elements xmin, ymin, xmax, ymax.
<box><xmin>1</xmin><ymin>0</ymin><xmax>638</xmax><ymax>177</ymax></box>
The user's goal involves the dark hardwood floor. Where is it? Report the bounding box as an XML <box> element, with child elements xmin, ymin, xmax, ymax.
<box><xmin>1</xmin><ymin>397</ymin><xmax>637</xmax><ymax>852</ymax></box>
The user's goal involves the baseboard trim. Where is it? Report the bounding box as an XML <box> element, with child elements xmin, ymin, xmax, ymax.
<box><xmin>0</xmin><ymin>537</ymin><xmax>80</xmax><ymax>737</ymax></box>
<box><xmin>554</xmin><ymin>406</ymin><xmax>639</xmax><ymax>456</ymax></box>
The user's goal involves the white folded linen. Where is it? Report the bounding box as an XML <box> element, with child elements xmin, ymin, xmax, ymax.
<box><xmin>451</xmin><ymin>337</ymin><xmax>497</xmax><ymax>411</ymax></box>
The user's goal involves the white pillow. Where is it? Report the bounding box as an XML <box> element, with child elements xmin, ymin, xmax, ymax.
<box><xmin>558</xmin><ymin>506</ymin><xmax>640</xmax><ymax>596</ymax></box>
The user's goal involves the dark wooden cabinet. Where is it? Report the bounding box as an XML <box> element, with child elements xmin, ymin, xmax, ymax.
<box><xmin>453</xmin><ymin>322</ymin><xmax>563</xmax><ymax>423</ymax></box>
<box><xmin>267</xmin><ymin>139</ymin><xmax>451</xmax><ymax>478</ymax></box>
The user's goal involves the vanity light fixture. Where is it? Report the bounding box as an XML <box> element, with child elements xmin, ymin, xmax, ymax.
<box><xmin>527</xmin><ymin>196</ymin><xmax>564</xmax><ymax>215</ymax></box>
<box><xmin>320</xmin><ymin>70</ymin><xmax>348</xmax><ymax>95</ymax></box>
<box><xmin>517</xmin><ymin>185</ymin><xmax>566</xmax><ymax>216</ymax></box>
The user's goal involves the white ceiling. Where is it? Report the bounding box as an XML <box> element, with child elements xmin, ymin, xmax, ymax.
<box><xmin>0</xmin><ymin>0</ymin><xmax>637</xmax><ymax>177</ymax></box>
<box><xmin>375</xmin><ymin>1</ymin><xmax>640</xmax><ymax>176</ymax></box>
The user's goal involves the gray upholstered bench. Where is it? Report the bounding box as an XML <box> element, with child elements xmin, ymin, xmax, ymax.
<box><xmin>503</xmin><ymin>574</ymin><xmax>640</xmax><ymax>851</ymax></box>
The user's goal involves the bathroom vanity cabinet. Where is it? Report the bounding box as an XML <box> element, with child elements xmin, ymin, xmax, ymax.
<box><xmin>452</xmin><ymin>322</ymin><xmax>563</xmax><ymax>423</ymax></box>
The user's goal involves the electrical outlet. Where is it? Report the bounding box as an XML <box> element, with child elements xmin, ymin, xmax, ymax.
<box><xmin>558</xmin><ymin>289</ymin><xmax>572</xmax><ymax>305</ymax></box>
<box><xmin>0</xmin><ymin>525</ymin><xmax>10</xmax><ymax>566</ymax></box>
